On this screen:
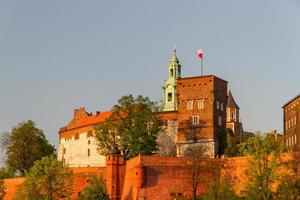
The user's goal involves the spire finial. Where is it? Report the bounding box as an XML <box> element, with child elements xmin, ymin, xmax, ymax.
<box><xmin>172</xmin><ymin>44</ymin><xmax>176</xmax><ymax>55</ymax></box>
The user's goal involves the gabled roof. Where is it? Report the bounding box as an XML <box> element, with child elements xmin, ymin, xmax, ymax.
<box><xmin>60</xmin><ymin>109</ymin><xmax>112</xmax><ymax>133</ymax></box>
<box><xmin>282</xmin><ymin>94</ymin><xmax>300</xmax><ymax>108</ymax></box>
<box><xmin>227</xmin><ymin>90</ymin><xmax>239</xmax><ymax>109</ymax></box>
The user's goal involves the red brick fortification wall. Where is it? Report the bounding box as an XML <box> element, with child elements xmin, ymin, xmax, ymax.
<box><xmin>70</xmin><ymin>167</ymin><xmax>106</xmax><ymax>199</ymax></box>
<box><xmin>2</xmin><ymin>167</ymin><xmax>106</xmax><ymax>200</ymax></box>
<box><xmin>3</xmin><ymin>178</ymin><xmax>24</xmax><ymax>200</ymax></box>
<box><xmin>121</xmin><ymin>152</ymin><xmax>300</xmax><ymax>200</ymax></box>
<box><xmin>3</xmin><ymin>153</ymin><xmax>300</xmax><ymax>200</ymax></box>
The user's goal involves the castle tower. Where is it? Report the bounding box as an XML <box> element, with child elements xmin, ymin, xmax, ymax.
<box><xmin>162</xmin><ymin>48</ymin><xmax>181</xmax><ymax>111</ymax></box>
<box><xmin>106</xmin><ymin>150</ymin><xmax>125</xmax><ymax>200</ymax></box>
<box><xmin>226</xmin><ymin>90</ymin><xmax>243</xmax><ymax>141</ymax></box>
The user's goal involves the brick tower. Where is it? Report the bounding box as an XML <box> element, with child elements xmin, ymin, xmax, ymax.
<box><xmin>176</xmin><ymin>75</ymin><xmax>228</xmax><ymax>157</ymax></box>
<box><xmin>106</xmin><ymin>150</ymin><xmax>125</xmax><ymax>200</ymax></box>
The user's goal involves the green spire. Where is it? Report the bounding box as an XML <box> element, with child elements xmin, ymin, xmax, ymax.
<box><xmin>168</xmin><ymin>47</ymin><xmax>181</xmax><ymax>79</ymax></box>
<box><xmin>161</xmin><ymin>46</ymin><xmax>181</xmax><ymax>111</ymax></box>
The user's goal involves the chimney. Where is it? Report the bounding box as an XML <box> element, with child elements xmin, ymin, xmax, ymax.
<box><xmin>73</xmin><ymin>109</ymin><xmax>79</xmax><ymax>117</ymax></box>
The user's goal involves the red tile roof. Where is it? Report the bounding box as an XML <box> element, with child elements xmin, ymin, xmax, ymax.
<box><xmin>79</xmin><ymin>111</ymin><xmax>112</xmax><ymax>127</ymax></box>
<box><xmin>60</xmin><ymin>110</ymin><xmax>112</xmax><ymax>132</ymax></box>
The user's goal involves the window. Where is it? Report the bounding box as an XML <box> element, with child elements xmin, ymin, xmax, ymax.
<box><xmin>198</xmin><ymin>100</ymin><xmax>204</xmax><ymax>109</ymax></box>
<box><xmin>218</xmin><ymin>116</ymin><xmax>222</xmax><ymax>126</ymax></box>
<box><xmin>63</xmin><ymin>148</ymin><xmax>66</xmax><ymax>154</ymax></box>
<box><xmin>170</xmin><ymin>69</ymin><xmax>174</xmax><ymax>77</ymax></box>
<box><xmin>220</xmin><ymin>103</ymin><xmax>224</xmax><ymax>111</ymax></box>
<box><xmin>167</xmin><ymin>93</ymin><xmax>172</xmax><ymax>102</ymax></box>
<box><xmin>192</xmin><ymin>116</ymin><xmax>199</xmax><ymax>125</ymax></box>
<box><xmin>187</xmin><ymin>101</ymin><xmax>193</xmax><ymax>110</ymax></box>
<box><xmin>75</xmin><ymin>133</ymin><xmax>79</xmax><ymax>140</ymax></box>
<box><xmin>295</xmin><ymin>116</ymin><xmax>297</xmax><ymax>125</ymax></box>
<box><xmin>216</xmin><ymin>101</ymin><xmax>220</xmax><ymax>110</ymax></box>
<box><xmin>295</xmin><ymin>134</ymin><xmax>297</xmax><ymax>145</ymax></box>
<box><xmin>88</xmin><ymin>149</ymin><xmax>90</xmax><ymax>157</ymax></box>
<box><xmin>88</xmin><ymin>140</ymin><xmax>90</xmax><ymax>145</ymax></box>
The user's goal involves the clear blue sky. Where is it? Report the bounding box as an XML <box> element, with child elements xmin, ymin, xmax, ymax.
<box><xmin>0</xmin><ymin>0</ymin><xmax>299</xmax><ymax>155</ymax></box>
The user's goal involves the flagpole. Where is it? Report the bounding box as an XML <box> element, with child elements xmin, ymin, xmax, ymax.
<box><xmin>201</xmin><ymin>57</ymin><xmax>203</xmax><ymax>76</ymax></box>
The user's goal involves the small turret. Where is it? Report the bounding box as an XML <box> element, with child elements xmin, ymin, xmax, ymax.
<box><xmin>162</xmin><ymin>46</ymin><xmax>182</xmax><ymax>112</ymax></box>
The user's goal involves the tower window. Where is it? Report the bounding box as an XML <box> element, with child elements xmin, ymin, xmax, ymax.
<box><xmin>88</xmin><ymin>149</ymin><xmax>90</xmax><ymax>157</ymax></box>
<box><xmin>218</xmin><ymin>116</ymin><xmax>222</xmax><ymax>126</ymax></box>
<box><xmin>168</xmin><ymin>93</ymin><xmax>172</xmax><ymax>102</ymax></box>
<box><xmin>192</xmin><ymin>116</ymin><xmax>199</xmax><ymax>125</ymax></box>
<box><xmin>187</xmin><ymin>101</ymin><xmax>193</xmax><ymax>110</ymax></box>
<box><xmin>170</xmin><ymin>69</ymin><xmax>174</xmax><ymax>77</ymax></box>
<box><xmin>198</xmin><ymin>100</ymin><xmax>204</xmax><ymax>109</ymax></box>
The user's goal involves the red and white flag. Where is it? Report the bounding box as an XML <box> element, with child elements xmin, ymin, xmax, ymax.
<box><xmin>197</xmin><ymin>48</ymin><xmax>203</xmax><ymax>59</ymax></box>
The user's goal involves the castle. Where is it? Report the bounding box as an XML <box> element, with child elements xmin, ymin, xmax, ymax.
<box><xmin>57</xmin><ymin>48</ymin><xmax>243</xmax><ymax>167</ymax></box>
<box><xmin>283</xmin><ymin>94</ymin><xmax>300</xmax><ymax>151</ymax></box>
<box><xmin>5</xmin><ymin>50</ymin><xmax>300</xmax><ymax>200</ymax></box>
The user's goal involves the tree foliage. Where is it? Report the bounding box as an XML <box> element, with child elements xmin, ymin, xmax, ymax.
<box><xmin>202</xmin><ymin>180</ymin><xmax>240</xmax><ymax>200</ymax></box>
<box><xmin>78</xmin><ymin>175</ymin><xmax>109</xmax><ymax>200</ymax></box>
<box><xmin>0</xmin><ymin>166</ymin><xmax>16</xmax><ymax>179</ymax></box>
<box><xmin>95</xmin><ymin>95</ymin><xmax>162</xmax><ymax>159</ymax></box>
<box><xmin>219</xmin><ymin>129</ymin><xmax>240</xmax><ymax>157</ymax></box>
<box><xmin>2</xmin><ymin>120</ymin><xmax>55</xmax><ymax>176</ymax></box>
<box><xmin>238</xmin><ymin>133</ymin><xmax>296</xmax><ymax>200</ymax></box>
<box><xmin>275</xmin><ymin>178</ymin><xmax>300</xmax><ymax>200</ymax></box>
<box><xmin>14</xmin><ymin>155</ymin><xmax>72</xmax><ymax>200</ymax></box>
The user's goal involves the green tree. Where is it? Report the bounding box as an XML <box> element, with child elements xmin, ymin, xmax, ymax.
<box><xmin>275</xmin><ymin>178</ymin><xmax>300</xmax><ymax>200</ymax></box>
<box><xmin>78</xmin><ymin>175</ymin><xmax>109</xmax><ymax>200</ymax></box>
<box><xmin>14</xmin><ymin>155</ymin><xmax>72</xmax><ymax>200</ymax></box>
<box><xmin>202</xmin><ymin>180</ymin><xmax>240</xmax><ymax>200</ymax></box>
<box><xmin>2</xmin><ymin>120</ymin><xmax>55</xmax><ymax>176</ymax></box>
<box><xmin>0</xmin><ymin>166</ymin><xmax>16</xmax><ymax>179</ymax></box>
<box><xmin>238</xmin><ymin>133</ymin><xmax>287</xmax><ymax>200</ymax></box>
<box><xmin>219</xmin><ymin>128</ymin><xmax>240</xmax><ymax>157</ymax></box>
<box><xmin>225</xmin><ymin>129</ymin><xmax>240</xmax><ymax>157</ymax></box>
<box><xmin>95</xmin><ymin>95</ymin><xmax>162</xmax><ymax>159</ymax></box>
<box><xmin>0</xmin><ymin>179</ymin><xmax>5</xmax><ymax>200</ymax></box>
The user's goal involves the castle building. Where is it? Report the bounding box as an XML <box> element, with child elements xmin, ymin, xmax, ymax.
<box><xmin>283</xmin><ymin>94</ymin><xmax>300</xmax><ymax>151</ymax></box>
<box><xmin>58</xmin><ymin>49</ymin><xmax>243</xmax><ymax>166</ymax></box>
<box><xmin>159</xmin><ymin>49</ymin><xmax>243</xmax><ymax>157</ymax></box>
<box><xmin>226</xmin><ymin>90</ymin><xmax>243</xmax><ymax>141</ymax></box>
<box><xmin>57</xmin><ymin>108</ymin><xmax>112</xmax><ymax>167</ymax></box>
